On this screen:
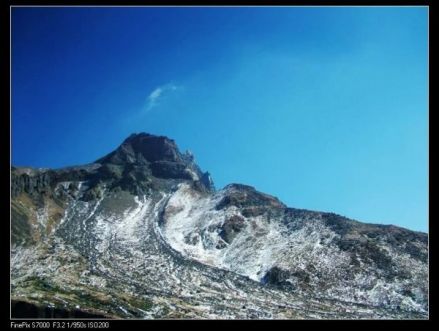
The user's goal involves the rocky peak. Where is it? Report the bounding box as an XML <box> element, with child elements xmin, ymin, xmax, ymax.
<box><xmin>124</xmin><ymin>133</ymin><xmax>182</xmax><ymax>163</ymax></box>
<box><xmin>12</xmin><ymin>133</ymin><xmax>215</xmax><ymax>199</ymax></box>
<box><xmin>91</xmin><ymin>133</ymin><xmax>215</xmax><ymax>193</ymax></box>
<box><xmin>96</xmin><ymin>133</ymin><xmax>183</xmax><ymax>165</ymax></box>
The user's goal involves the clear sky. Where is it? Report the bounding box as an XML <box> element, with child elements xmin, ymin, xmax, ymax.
<box><xmin>12</xmin><ymin>7</ymin><xmax>428</xmax><ymax>232</ymax></box>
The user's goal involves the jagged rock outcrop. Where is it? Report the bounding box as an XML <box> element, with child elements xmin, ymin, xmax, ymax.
<box><xmin>10</xmin><ymin>133</ymin><xmax>428</xmax><ymax>319</ymax></box>
<box><xmin>11</xmin><ymin>167</ymin><xmax>52</xmax><ymax>198</ymax></box>
<box><xmin>95</xmin><ymin>133</ymin><xmax>210</xmax><ymax>185</ymax></box>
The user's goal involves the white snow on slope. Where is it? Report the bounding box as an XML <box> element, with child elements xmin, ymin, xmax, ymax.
<box><xmin>159</xmin><ymin>183</ymin><xmax>428</xmax><ymax>313</ymax></box>
<box><xmin>161</xmin><ymin>184</ymin><xmax>343</xmax><ymax>281</ymax></box>
<box><xmin>94</xmin><ymin>196</ymin><xmax>151</xmax><ymax>254</ymax></box>
<box><xmin>11</xmin><ymin>179</ymin><xmax>427</xmax><ymax>317</ymax></box>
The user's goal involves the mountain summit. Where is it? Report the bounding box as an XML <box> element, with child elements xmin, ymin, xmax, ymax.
<box><xmin>11</xmin><ymin>133</ymin><xmax>428</xmax><ymax>319</ymax></box>
<box><xmin>97</xmin><ymin>133</ymin><xmax>185</xmax><ymax>165</ymax></box>
<box><xmin>95</xmin><ymin>132</ymin><xmax>214</xmax><ymax>190</ymax></box>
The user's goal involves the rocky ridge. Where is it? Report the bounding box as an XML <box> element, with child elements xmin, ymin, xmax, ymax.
<box><xmin>11</xmin><ymin>133</ymin><xmax>428</xmax><ymax>319</ymax></box>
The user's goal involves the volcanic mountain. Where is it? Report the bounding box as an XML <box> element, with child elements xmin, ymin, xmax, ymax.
<box><xmin>11</xmin><ymin>133</ymin><xmax>428</xmax><ymax>319</ymax></box>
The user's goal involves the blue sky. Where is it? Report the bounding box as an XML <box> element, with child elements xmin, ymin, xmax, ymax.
<box><xmin>12</xmin><ymin>7</ymin><xmax>428</xmax><ymax>232</ymax></box>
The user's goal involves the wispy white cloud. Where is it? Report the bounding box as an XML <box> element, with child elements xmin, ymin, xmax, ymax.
<box><xmin>145</xmin><ymin>83</ymin><xmax>180</xmax><ymax>112</ymax></box>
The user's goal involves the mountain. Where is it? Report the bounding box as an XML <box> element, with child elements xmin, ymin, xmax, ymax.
<box><xmin>11</xmin><ymin>133</ymin><xmax>428</xmax><ymax>319</ymax></box>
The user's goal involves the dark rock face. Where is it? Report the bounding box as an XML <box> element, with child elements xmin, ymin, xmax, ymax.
<box><xmin>261</xmin><ymin>267</ymin><xmax>293</xmax><ymax>287</ymax></box>
<box><xmin>149</xmin><ymin>161</ymin><xmax>193</xmax><ymax>180</ymax></box>
<box><xmin>216</xmin><ymin>184</ymin><xmax>285</xmax><ymax>211</ymax></box>
<box><xmin>11</xmin><ymin>169</ymin><xmax>53</xmax><ymax>198</ymax></box>
<box><xmin>11</xmin><ymin>165</ymin><xmax>102</xmax><ymax>200</ymax></box>
<box><xmin>124</xmin><ymin>133</ymin><xmax>182</xmax><ymax>163</ymax></box>
<box><xmin>335</xmin><ymin>237</ymin><xmax>396</xmax><ymax>278</ymax></box>
<box><xmin>96</xmin><ymin>133</ymin><xmax>183</xmax><ymax>165</ymax></box>
<box><xmin>261</xmin><ymin>267</ymin><xmax>315</xmax><ymax>292</ymax></box>
<box><xmin>200</xmin><ymin>172</ymin><xmax>215</xmax><ymax>191</ymax></box>
<box><xmin>92</xmin><ymin>133</ymin><xmax>213</xmax><ymax>192</ymax></box>
<box><xmin>219</xmin><ymin>215</ymin><xmax>246</xmax><ymax>244</ymax></box>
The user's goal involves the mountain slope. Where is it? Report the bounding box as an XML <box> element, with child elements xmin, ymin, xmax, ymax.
<box><xmin>11</xmin><ymin>133</ymin><xmax>428</xmax><ymax>319</ymax></box>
